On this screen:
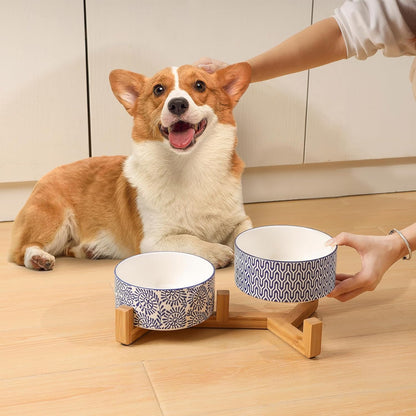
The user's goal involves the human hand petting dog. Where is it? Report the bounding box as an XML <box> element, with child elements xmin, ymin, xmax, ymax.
<box><xmin>194</xmin><ymin>57</ymin><xmax>228</xmax><ymax>73</ymax></box>
<box><xmin>326</xmin><ymin>227</ymin><xmax>414</xmax><ymax>302</ymax></box>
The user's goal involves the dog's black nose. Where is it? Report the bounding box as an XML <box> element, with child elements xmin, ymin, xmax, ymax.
<box><xmin>168</xmin><ymin>97</ymin><xmax>189</xmax><ymax>116</ymax></box>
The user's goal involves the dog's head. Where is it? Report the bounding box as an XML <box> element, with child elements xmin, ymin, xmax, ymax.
<box><xmin>109</xmin><ymin>63</ymin><xmax>251</xmax><ymax>152</ymax></box>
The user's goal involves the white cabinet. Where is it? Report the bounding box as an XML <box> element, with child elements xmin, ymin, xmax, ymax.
<box><xmin>305</xmin><ymin>0</ymin><xmax>416</xmax><ymax>163</ymax></box>
<box><xmin>243</xmin><ymin>0</ymin><xmax>416</xmax><ymax>203</ymax></box>
<box><xmin>0</xmin><ymin>0</ymin><xmax>89</xmax><ymax>183</ymax></box>
<box><xmin>87</xmin><ymin>0</ymin><xmax>416</xmax><ymax>169</ymax></box>
<box><xmin>86</xmin><ymin>0</ymin><xmax>311</xmax><ymax>167</ymax></box>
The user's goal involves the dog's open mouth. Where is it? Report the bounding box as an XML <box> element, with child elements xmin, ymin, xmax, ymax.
<box><xmin>159</xmin><ymin>119</ymin><xmax>207</xmax><ymax>150</ymax></box>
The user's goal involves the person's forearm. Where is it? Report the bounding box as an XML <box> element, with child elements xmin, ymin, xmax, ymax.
<box><xmin>397</xmin><ymin>223</ymin><xmax>416</xmax><ymax>257</ymax></box>
<box><xmin>247</xmin><ymin>17</ymin><xmax>347</xmax><ymax>83</ymax></box>
<box><xmin>384</xmin><ymin>222</ymin><xmax>416</xmax><ymax>264</ymax></box>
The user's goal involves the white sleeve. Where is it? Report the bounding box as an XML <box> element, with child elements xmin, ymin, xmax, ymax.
<box><xmin>411</xmin><ymin>58</ymin><xmax>416</xmax><ymax>98</ymax></box>
<box><xmin>334</xmin><ymin>0</ymin><xmax>416</xmax><ymax>60</ymax></box>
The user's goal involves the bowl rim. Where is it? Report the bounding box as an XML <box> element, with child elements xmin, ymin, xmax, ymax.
<box><xmin>114</xmin><ymin>251</ymin><xmax>215</xmax><ymax>291</ymax></box>
<box><xmin>234</xmin><ymin>224</ymin><xmax>337</xmax><ymax>264</ymax></box>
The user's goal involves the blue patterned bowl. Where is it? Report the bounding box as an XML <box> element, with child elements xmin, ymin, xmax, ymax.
<box><xmin>115</xmin><ymin>252</ymin><xmax>215</xmax><ymax>330</ymax></box>
<box><xmin>234</xmin><ymin>225</ymin><xmax>337</xmax><ymax>303</ymax></box>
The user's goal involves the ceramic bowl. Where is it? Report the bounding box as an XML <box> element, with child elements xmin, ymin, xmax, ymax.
<box><xmin>115</xmin><ymin>252</ymin><xmax>215</xmax><ymax>330</ymax></box>
<box><xmin>234</xmin><ymin>225</ymin><xmax>337</xmax><ymax>303</ymax></box>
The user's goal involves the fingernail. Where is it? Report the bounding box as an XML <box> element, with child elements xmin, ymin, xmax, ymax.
<box><xmin>325</xmin><ymin>238</ymin><xmax>336</xmax><ymax>247</ymax></box>
<box><xmin>198</xmin><ymin>64</ymin><xmax>214</xmax><ymax>73</ymax></box>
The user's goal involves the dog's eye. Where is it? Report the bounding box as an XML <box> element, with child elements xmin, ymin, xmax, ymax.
<box><xmin>194</xmin><ymin>80</ymin><xmax>206</xmax><ymax>92</ymax></box>
<box><xmin>153</xmin><ymin>84</ymin><xmax>165</xmax><ymax>97</ymax></box>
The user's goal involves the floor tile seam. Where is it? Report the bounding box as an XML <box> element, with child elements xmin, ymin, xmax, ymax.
<box><xmin>141</xmin><ymin>361</ymin><xmax>166</xmax><ymax>416</ymax></box>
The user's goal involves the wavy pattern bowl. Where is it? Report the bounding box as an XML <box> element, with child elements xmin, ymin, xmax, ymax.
<box><xmin>234</xmin><ymin>225</ymin><xmax>337</xmax><ymax>303</ymax></box>
<box><xmin>115</xmin><ymin>252</ymin><xmax>215</xmax><ymax>330</ymax></box>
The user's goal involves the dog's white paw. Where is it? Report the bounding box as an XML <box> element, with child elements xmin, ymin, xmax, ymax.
<box><xmin>204</xmin><ymin>243</ymin><xmax>234</xmax><ymax>269</ymax></box>
<box><xmin>24</xmin><ymin>246</ymin><xmax>55</xmax><ymax>271</ymax></box>
<box><xmin>145</xmin><ymin>236</ymin><xmax>234</xmax><ymax>269</ymax></box>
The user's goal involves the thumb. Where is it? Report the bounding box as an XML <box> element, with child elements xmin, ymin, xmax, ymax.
<box><xmin>326</xmin><ymin>232</ymin><xmax>356</xmax><ymax>248</ymax></box>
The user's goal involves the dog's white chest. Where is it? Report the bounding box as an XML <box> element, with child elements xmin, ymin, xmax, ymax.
<box><xmin>124</xmin><ymin>131</ymin><xmax>246</xmax><ymax>249</ymax></box>
<box><xmin>138</xmin><ymin>164</ymin><xmax>242</xmax><ymax>240</ymax></box>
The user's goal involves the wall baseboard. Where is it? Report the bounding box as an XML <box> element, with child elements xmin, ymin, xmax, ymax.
<box><xmin>0</xmin><ymin>182</ymin><xmax>36</xmax><ymax>222</ymax></box>
<box><xmin>242</xmin><ymin>158</ymin><xmax>416</xmax><ymax>203</ymax></box>
<box><xmin>2</xmin><ymin>159</ymin><xmax>415</xmax><ymax>221</ymax></box>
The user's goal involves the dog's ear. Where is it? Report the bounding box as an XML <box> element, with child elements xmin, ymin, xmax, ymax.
<box><xmin>109</xmin><ymin>70</ymin><xmax>146</xmax><ymax>115</ymax></box>
<box><xmin>215</xmin><ymin>62</ymin><xmax>251</xmax><ymax>107</ymax></box>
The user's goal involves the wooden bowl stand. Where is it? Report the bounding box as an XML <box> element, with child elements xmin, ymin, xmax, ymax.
<box><xmin>115</xmin><ymin>290</ymin><xmax>323</xmax><ymax>358</ymax></box>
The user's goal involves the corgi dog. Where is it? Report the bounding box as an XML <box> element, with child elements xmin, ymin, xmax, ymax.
<box><xmin>9</xmin><ymin>63</ymin><xmax>253</xmax><ymax>271</ymax></box>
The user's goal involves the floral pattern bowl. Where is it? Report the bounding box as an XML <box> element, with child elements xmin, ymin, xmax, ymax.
<box><xmin>115</xmin><ymin>252</ymin><xmax>215</xmax><ymax>330</ymax></box>
<box><xmin>234</xmin><ymin>225</ymin><xmax>337</xmax><ymax>303</ymax></box>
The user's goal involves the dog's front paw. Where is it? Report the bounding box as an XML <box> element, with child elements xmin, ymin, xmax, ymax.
<box><xmin>205</xmin><ymin>243</ymin><xmax>234</xmax><ymax>269</ymax></box>
<box><xmin>145</xmin><ymin>236</ymin><xmax>234</xmax><ymax>269</ymax></box>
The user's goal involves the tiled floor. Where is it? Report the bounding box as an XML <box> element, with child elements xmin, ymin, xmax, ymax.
<box><xmin>1</xmin><ymin>192</ymin><xmax>415</xmax><ymax>415</ymax></box>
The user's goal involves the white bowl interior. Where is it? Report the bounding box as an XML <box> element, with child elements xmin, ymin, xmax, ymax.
<box><xmin>115</xmin><ymin>252</ymin><xmax>214</xmax><ymax>289</ymax></box>
<box><xmin>236</xmin><ymin>225</ymin><xmax>335</xmax><ymax>261</ymax></box>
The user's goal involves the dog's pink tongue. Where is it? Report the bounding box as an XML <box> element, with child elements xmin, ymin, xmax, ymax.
<box><xmin>169</xmin><ymin>128</ymin><xmax>195</xmax><ymax>149</ymax></box>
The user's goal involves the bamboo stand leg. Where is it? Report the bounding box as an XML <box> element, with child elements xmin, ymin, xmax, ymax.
<box><xmin>115</xmin><ymin>290</ymin><xmax>323</xmax><ymax>358</ymax></box>
<box><xmin>115</xmin><ymin>305</ymin><xmax>148</xmax><ymax>345</ymax></box>
<box><xmin>266</xmin><ymin>299</ymin><xmax>322</xmax><ymax>358</ymax></box>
